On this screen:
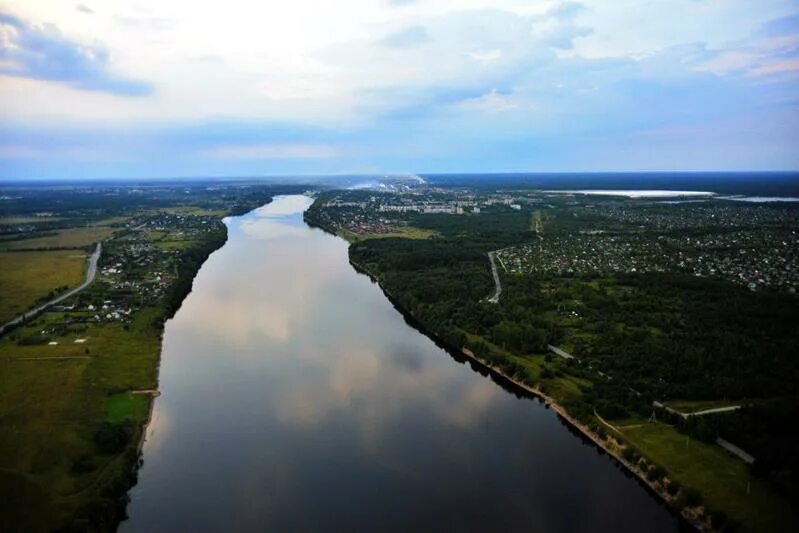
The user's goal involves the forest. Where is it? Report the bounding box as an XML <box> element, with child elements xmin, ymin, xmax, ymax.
<box><xmin>331</xmin><ymin>201</ymin><xmax>799</xmax><ymax>506</ymax></box>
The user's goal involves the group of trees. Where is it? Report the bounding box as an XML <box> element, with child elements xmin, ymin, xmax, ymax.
<box><xmin>340</xmin><ymin>201</ymin><xmax>799</xmax><ymax>501</ymax></box>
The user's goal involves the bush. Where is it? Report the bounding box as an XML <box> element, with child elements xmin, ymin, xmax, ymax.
<box><xmin>648</xmin><ymin>465</ymin><xmax>666</xmax><ymax>482</ymax></box>
<box><xmin>709</xmin><ymin>509</ymin><xmax>728</xmax><ymax>529</ymax></box>
<box><xmin>622</xmin><ymin>447</ymin><xmax>637</xmax><ymax>462</ymax></box>
<box><xmin>683</xmin><ymin>487</ymin><xmax>703</xmax><ymax>507</ymax></box>
<box><xmin>670</xmin><ymin>494</ymin><xmax>687</xmax><ymax>512</ymax></box>
<box><xmin>17</xmin><ymin>333</ymin><xmax>48</xmax><ymax>346</ymax></box>
<box><xmin>666</xmin><ymin>479</ymin><xmax>681</xmax><ymax>496</ymax></box>
<box><xmin>71</xmin><ymin>453</ymin><xmax>96</xmax><ymax>474</ymax></box>
<box><xmin>93</xmin><ymin>421</ymin><xmax>135</xmax><ymax>454</ymax></box>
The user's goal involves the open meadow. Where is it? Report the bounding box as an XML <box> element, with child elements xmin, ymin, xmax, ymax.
<box><xmin>0</xmin><ymin>227</ymin><xmax>117</xmax><ymax>251</ymax></box>
<box><xmin>0</xmin><ymin>251</ymin><xmax>87</xmax><ymax>324</ymax></box>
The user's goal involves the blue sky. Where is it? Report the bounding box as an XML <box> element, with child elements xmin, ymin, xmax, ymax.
<box><xmin>0</xmin><ymin>0</ymin><xmax>798</xmax><ymax>179</ymax></box>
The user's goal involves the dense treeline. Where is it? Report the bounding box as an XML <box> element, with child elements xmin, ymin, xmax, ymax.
<box><xmin>348</xmin><ymin>210</ymin><xmax>531</xmax><ymax>347</ymax></box>
<box><xmin>162</xmin><ymin>224</ymin><xmax>228</xmax><ymax>320</ymax></box>
<box><xmin>157</xmin><ymin>192</ymin><xmax>281</xmax><ymax>323</ymax></box>
<box><xmin>341</xmin><ymin>202</ymin><xmax>799</xmax><ymax>502</ymax></box>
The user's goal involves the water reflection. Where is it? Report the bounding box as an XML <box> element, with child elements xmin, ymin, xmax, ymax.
<box><xmin>123</xmin><ymin>196</ymin><xmax>679</xmax><ymax>532</ymax></box>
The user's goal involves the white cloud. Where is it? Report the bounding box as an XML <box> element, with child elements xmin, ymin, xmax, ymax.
<box><xmin>467</xmin><ymin>49</ymin><xmax>503</xmax><ymax>64</ymax></box>
<box><xmin>459</xmin><ymin>88</ymin><xmax>522</xmax><ymax>113</ymax></box>
<box><xmin>205</xmin><ymin>143</ymin><xmax>340</xmax><ymax>159</ymax></box>
<box><xmin>0</xmin><ymin>0</ymin><xmax>790</xmax><ymax>127</ymax></box>
<box><xmin>1</xmin><ymin>1</ymin><xmax>797</xmax><ymax>174</ymax></box>
<box><xmin>0</xmin><ymin>143</ymin><xmax>107</xmax><ymax>160</ymax></box>
<box><xmin>749</xmin><ymin>57</ymin><xmax>799</xmax><ymax>77</ymax></box>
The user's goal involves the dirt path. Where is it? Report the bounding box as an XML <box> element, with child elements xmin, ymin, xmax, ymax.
<box><xmin>487</xmin><ymin>251</ymin><xmax>502</xmax><ymax>303</ymax></box>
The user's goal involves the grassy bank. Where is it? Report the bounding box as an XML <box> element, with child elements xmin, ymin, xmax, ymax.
<box><xmin>350</xmin><ymin>255</ymin><xmax>796</xmax><ymax>532</ymax></box>
<box><xmin>0</xmin><ymin>306</ymin><xmax>164</xmax><ymax>531</ymax></box>
<box><xmin>314</xmin><ymin>200</ymin><xmax>797</xmax><ymax>532</ymax></box>
<box><xmin>0</xmin><ymin>191</ymin><xmax>275</xmax><ymax>531</ymax></box>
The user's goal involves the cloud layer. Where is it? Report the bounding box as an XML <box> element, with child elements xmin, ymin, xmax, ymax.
<box><xmin>0</xmin><ymin>12</ymin><xmax>151</xmax><ymax>96</ymax></box>
<box><xmin>0</xmin><ymin>0</ymin><xmax>797</xmax><ymax>177</ymax></box>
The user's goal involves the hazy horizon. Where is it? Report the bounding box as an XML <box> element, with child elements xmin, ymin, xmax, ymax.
<box><xmin>2</xmin><ymin>170</ymin><xmax>798</xmax><ymax>183</ymax></box>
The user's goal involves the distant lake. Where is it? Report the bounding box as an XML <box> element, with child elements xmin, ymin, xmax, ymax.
<box><xmin>122</xmin><ymin>195</ymin><xmax>680</xmax><ymax>532</ymax></box>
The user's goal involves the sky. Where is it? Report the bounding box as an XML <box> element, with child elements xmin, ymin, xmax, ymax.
<box><xmin>0</xmin><ymin>0</ymin><xmax>798</xmax><ymax>179</ymax></box>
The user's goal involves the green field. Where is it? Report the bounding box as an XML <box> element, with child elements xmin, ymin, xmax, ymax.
<box><xmin>338</xmin><ymin>226</ymin><xmax>435</xmax><ymax>243</ymax></box>
<box><xmin>153</xmin><ymin>239</ymin><xmax>197</xmax><ymax>250</ymax></box>
<box><xmin>106</xmin><ymin>392</ymin><xmax>151</xmax><ymax>423</ymax></box>
<box><xmin>0</xmin><ymin>250</ymin><xmax>87</xmax><ymax>324</ymax></box>
<box><xmin>465</xmin><ymin>333</ymin><xmax>795</xmax><ymax>531</ymax></box>
<box><xmin>0</xmin><ymin>216</ymin><xmax>63</xmax><ymax>225</ymax></box>
<box><xmin>0</xmin><ymin>182</ymin><xmax>281</xmax><ymax>531</ymax></box>
<box><xmin>618</xmin><ymin>420</ymin><xmax>797</xmax><ymax>532</ymax></box>
<box><xmin>0</xmin><ymin>307</ymin><xmax>163</xmax><ymax>531</ymax></box>
<box><xmin>0</xmin><ymin>227</ymin><xmax>117</xmax><ymax>251</ymax></box>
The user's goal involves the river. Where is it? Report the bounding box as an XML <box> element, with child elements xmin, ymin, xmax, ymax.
<box><xmin>122</xmin><ymin>195</ymin><xmax>680</xmax><ymax>532</ymax></box>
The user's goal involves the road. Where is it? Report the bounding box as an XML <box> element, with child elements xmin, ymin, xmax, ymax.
<box><xmin>487</xmin><ymin>251</ymin><xmax>502</xmax><ymax>303</ymax></box>
<box><xmin>652</xmin><ymin>401</ymin><xmax>741</xmax><ymax>419</ymax></box>
<box><xmin>0</xmin><ymin>242</ymin><xmax>102</xmax><ymax>336</ymax></box>
<box><xmin>716</xmin><ymin>437</ymin><xmax>755</xmax><ymax>464</ymax></box>
<box><xmin>547</xmin><ymin>344</ymin><xmax>576</xmax><ymax>360</ymax></box>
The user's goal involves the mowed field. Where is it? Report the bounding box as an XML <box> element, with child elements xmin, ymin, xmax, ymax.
<box><xmin>0</xmin><ymin>251</ymin><xmax>87</xmax><ymax>324</ymax></box>
<box><xmin>0</xmin><ymin>227</ymin><xmax>117</xmax><ymax>251</ymax></box>
<box><xmin>338</xmin><ymin>225</ymin><xmax>435</xmax><ymax>243</ymax></box>
<box><xmin>617</xmin><ymin>419</ymin><xmax>797</xmax><ymax>532</ymax></box>
<box><xmin>0</xmin><ymin>216</ymin><xmax>63</xmax><ymax>225</ymax></box>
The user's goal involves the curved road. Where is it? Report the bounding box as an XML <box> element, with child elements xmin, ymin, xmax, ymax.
<box><xmin>652</xmin><ymin>401</ymin><xmax>741</xmax><ymax>419</ymax></box>
<box><xmin>0</xmin><ymin>242</ymin><xmax>102</xmax><ymax>336</ymax></box>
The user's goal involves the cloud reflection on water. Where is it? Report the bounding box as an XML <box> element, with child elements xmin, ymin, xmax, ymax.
<box><xmin>126</xmin><ymin>196</ymin><xmax>679</xmax><ymax>533</ymax></box>
<box><xmin>169</xmin><ymin>196</ymin><xmax>504</xmax><ymax>437</ymax></box>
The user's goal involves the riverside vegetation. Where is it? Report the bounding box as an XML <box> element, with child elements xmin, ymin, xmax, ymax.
<box><xmin>306</xmin><ymin>185</ymin><xmax>799</xmax><ymax>533</ymax></box>
<box><xmin>0</xmin><ymin>182</ymin><xmax>302</xmax><ymax>532</ymax></box>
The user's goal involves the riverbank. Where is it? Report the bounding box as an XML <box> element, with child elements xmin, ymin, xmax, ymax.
<box><xmin>0</xmin><ymin>202</ymin><xmax>274</xmax><ymax>532</ymax></box>
<box><xmin>99</xmin><ymin>225</ymin><xmax>233</xmax><ymax>531</ymax></box>
<box><xmin>127</xmin><ymin>221</ymin><xmax>233</xmax><ymax>491</ymax></box>
<box><xmin>346</xmin><ymin>255</ymin><xmax>711</xmax><ymax>532</ymax></box>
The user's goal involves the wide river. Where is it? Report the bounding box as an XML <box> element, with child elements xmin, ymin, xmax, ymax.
<box><xmin>122</xmin><ymin>196</ymin><xmax>680</xmax><ymax>532</ymax></box>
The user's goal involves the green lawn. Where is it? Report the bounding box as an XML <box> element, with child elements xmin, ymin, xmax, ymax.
<box><xmin>462</xmin><ymin>333</ymin><xmax>794</xmax><ymax>532</ymax></box>
<box><xmin>0</xmin><ymin>216</ymin><xmax>64</xmax><ymax>225</ymax></box>
<box><xmin>106</xmin><ymin>392</ymin><xmax>150</xmax><ymax>423</ymax></box>
<box><xmin>153</xmin><ymin>239</ymin><xmax>196</xmax><ymax>250</ymax></box>
<box><xmin>338</xmin><ymin>226</ymin><xmax>435</xmax><ymax>243</ymax></box>
<box><xmin>619</xmin><ymin>420</ymin><xmax>797</xmax><ymax>532</ymax></box>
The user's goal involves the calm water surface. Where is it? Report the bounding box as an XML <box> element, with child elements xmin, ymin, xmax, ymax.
<box><xmin>122</xmin><ymin>196</ymin><xmax>679</xmax><ymax>532</ymax></box>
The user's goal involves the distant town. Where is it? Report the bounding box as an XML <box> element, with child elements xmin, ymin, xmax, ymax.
<box><xmin>311</xmin><ymin>186</ymin><xmax>798</xmax><ymax>293</ymax></box>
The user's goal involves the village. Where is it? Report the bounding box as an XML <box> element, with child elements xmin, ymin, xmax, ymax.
<box><xmin>313</xmin><ymin>188</ymin><xmax>799</xmax><ymax>293</ymax></box>
<box><xmin>496</xmin><ymin>217</ymin><xmax>798</xmax><ymax>292</ymax></box>
<box><xmin>311</xmin><ymin>189</ymin><xmax>529</xmax><ymax>235</ymax></box>
<box><xmin>18</xmin><ymin>210</ymin><xmax>228</xmax><ymax>346</ymax></box>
